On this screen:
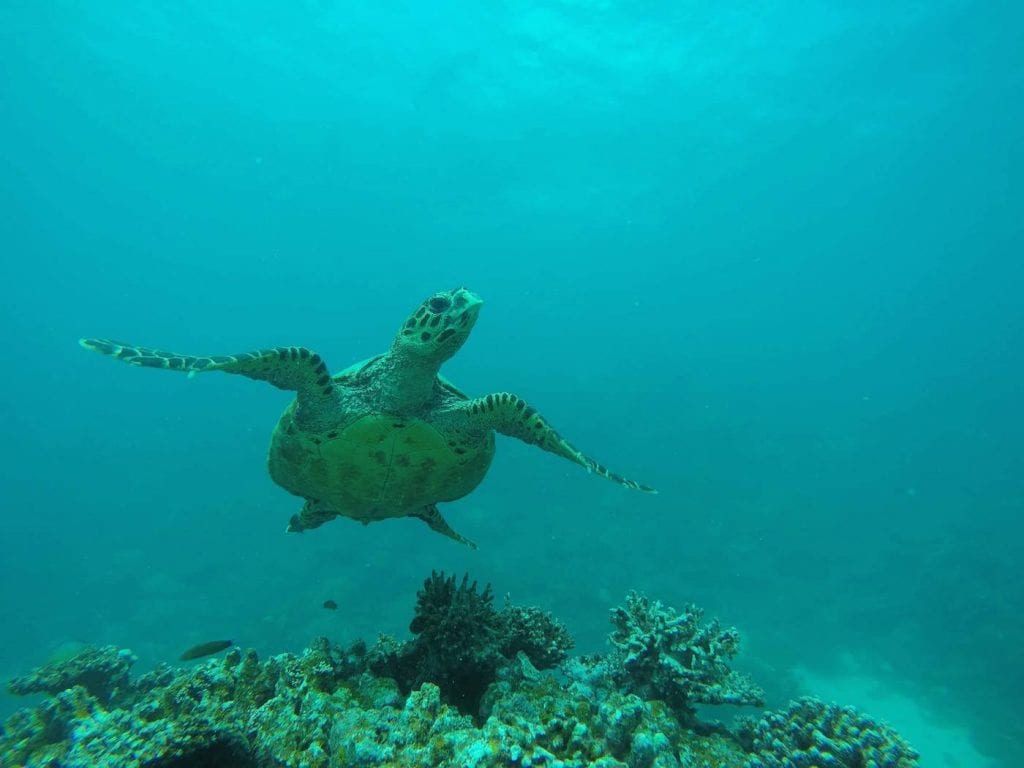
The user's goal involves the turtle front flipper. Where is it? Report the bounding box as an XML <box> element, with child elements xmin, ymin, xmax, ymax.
<box><xmin>79</xmin><ymin>338</ymin><xmax>336</xmax><ymax>402</ymax></box>
<box><xmin>459</xmin><ymin>392</ymin><xmax>656</xmax><ymax>493</ymax></box>
<box><xmin>411</xmin><ymin>505</ymin><xmax>477</xmax><ymax>550</ymax></box>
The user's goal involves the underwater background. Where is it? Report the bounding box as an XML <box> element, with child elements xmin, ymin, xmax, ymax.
<box><xmin>0</xmin><ymin>1</ymin><xmax>1020</xmax><ymax>765</ymax></box>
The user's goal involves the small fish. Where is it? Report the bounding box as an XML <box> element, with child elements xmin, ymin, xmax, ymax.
<box><xmin>322</xmin><ymin>600</ymin><xmax>338</xmax><ymax>610</ymax></box>
<box><xmin>179</xmin><ymin>640</ymin><xmax>233</xmax><ymax>661</ymax></box>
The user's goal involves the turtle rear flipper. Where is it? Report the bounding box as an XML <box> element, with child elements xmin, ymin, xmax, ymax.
<box><xmin>459</xmin><ymin>392</ymin><xmax>656</xmax><ymax>493</ymax></box>
<box><xmin>288</xmin><ymin>499</ymin><xmax>477</xmax><ymax>549</ymax></box>
<box><xmin>286</xmin><ymin>499</ymin><xmax>339</xmax><ymax>533</ymax></box>
<box><xmin>79</xmin><ymin>338</ymin><xmax>335</xmax><ymax>402</ymax></box>
<box><xmin>411</xmin><ymin>504</ymin><xmax>477</xmax><ymax>549</ymax></box>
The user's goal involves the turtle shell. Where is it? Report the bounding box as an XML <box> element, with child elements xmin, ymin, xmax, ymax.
<box><xmin>268</xmin><ymin>410</ymin><xmax>495</xmax><ymax>521</ymax></box>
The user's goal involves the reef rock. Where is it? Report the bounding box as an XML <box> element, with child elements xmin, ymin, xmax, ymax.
<box><xmin>7</xmin><ymin>645</ymin><xmax>136</xmax><ymax>705</ymax></box>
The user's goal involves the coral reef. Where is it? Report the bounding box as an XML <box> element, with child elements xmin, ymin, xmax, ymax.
<box><xmin>0</xmin><ymin>577</ymin><xmax>918</xmax><ymax>768</ymax></box>
<box><xmin>603</xmin><ymin>591</ymin><xmax>764</xmax><ymax>719</ymax></box>
<box><xmin>738</xmin><ymin>696</ymin><xmax>920</xmax><ymax>768</ymax></box>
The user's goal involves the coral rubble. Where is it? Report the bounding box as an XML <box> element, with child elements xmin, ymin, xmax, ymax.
<box><xmin>0</xmin><ymin>575</ymin><xmax>917</xmax><ymax>768</ymax></box>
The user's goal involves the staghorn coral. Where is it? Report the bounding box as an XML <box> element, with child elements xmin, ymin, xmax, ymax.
<box><xmin>738</xmin><ymin>696</ymin><xmax>920</xmax><ymax>768</ymax></box>
<box><xmin>605</xmin><ymin>591</ymin><xmax>764</xmax><ymax>719</ymax></box>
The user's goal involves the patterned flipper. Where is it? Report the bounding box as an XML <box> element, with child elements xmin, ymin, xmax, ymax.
<box><xmin>462</xmin><ymin>392</ymin><xmax>656</xmax><ymax>493</ymax></box>
<box><xmin>79</xmin><ymin>338</ymin><xmax>336</xmax><ymax>399</ymax></box>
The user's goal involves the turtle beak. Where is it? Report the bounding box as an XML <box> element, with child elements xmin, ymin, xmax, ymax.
<box><xmin>454</xmin><ymin>288</ymin><xmax>483</xmax><ymax>316</ymax></box>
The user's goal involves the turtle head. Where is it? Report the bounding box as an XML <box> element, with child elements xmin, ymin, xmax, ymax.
<box><xmin>392</xmin><ymin>288</ymin><xmax>483</xmax><ymax>363</ymax></box>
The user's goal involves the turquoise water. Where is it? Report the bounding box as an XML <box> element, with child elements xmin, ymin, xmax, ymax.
<box><xmin>1</xmin><ymin>2</ymin><xmax>1020</xmax><ymax>764</ymax></box>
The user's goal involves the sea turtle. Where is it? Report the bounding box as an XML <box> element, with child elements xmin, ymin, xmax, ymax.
<box><xmin>80</xmin><ymin>288</ymin><xmax>654</xmax><ymax>548</ymax></box>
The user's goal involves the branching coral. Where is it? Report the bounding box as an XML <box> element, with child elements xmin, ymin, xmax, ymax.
<box><xmin>408</xmin><ymin>571</ymin><xmax>501</xmax><ymax>665</ymax></box>
<box><xmin>606</xmin><ymin>591</ymin><xmax>764</xmax><ymax>717</ymax></box>
<box><xmin>369</xmin><ymin>571</ymin><xmax>503</xmax><ymax>716</ymax></box>
<box><xmin>498</xmin><ymin>604</ymin><xmax>575</xmax><ymax>669</ymax></box>
<box><xmin>739</xmin><ymin>696</ymin><xmax>919</xmax><ymax>768</ymax></box>
<box><xmin>369</xmin><ymin>571</ymin><xmax>573</xmax><ymax>717</ymax></box>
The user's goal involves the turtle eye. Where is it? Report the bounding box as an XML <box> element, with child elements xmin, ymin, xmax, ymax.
<box><xmin>428</xmin><ymin>296</ymin><xmax>451</xmax><ymax>312</ymax></box>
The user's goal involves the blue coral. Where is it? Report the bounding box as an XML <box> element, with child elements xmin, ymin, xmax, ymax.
<box><xmin>742</xmin><ymin>697</ymin><xmax>919</xmax><ymax>768</ymax></box>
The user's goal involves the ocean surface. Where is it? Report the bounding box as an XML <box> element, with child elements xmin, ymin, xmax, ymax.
<box><xmin>1</xmin><ymin>2</ymin><xmax>1020</xmax><ymax>765</ymax></box>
